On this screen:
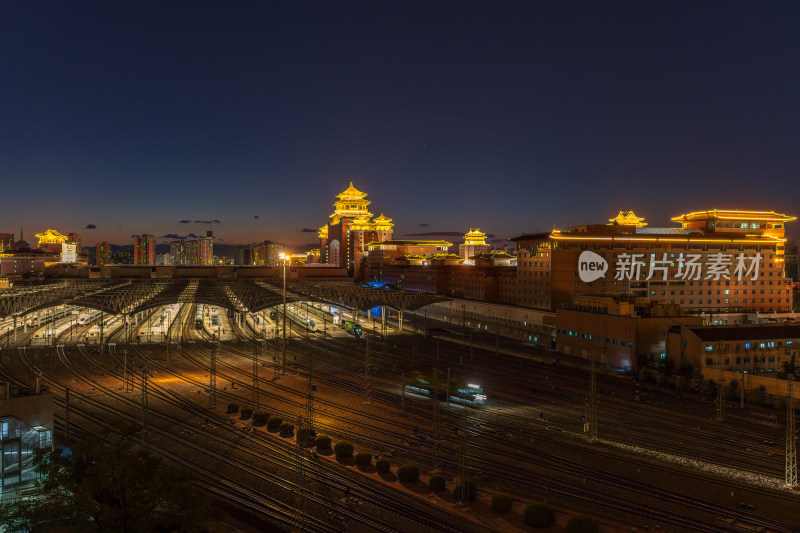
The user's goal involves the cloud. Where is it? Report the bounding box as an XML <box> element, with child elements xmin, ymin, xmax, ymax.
<box><xmin>130</xmin><ymin>234</ymin><xmax>140</xmax><ymax>239</ymax></box>
<box><xmin>404</xmin><ymin>231</ymin><xmax>464</xmax><ymax>237</ymax></box>
<box><xmin>218</xmin><ymin>237</ymin><xmax>225</xmax><ymax>241</ymax></box>
<box><xmin>254</xmin><ymin>215</ymin><xmax>259</xmax><ymax>219</ymax></box>
<box><xmin>418</xmin><ymin>223</ymin><xmax>429</xmax><ymax>227</ymax></box>
<box><xmin>299</xmin><ymin>228</ymin><xmax>316</xmax><ymax>233</ymax></box>
<box><xmin>161</xmin><ymin>233</ymin><xmax>186</xmax><ymax>240</ymax></box>
<box><xmin>405</xmin><ymin>231</ymin><xmax>496</xmax><ymax>239</ymax></box>
<box><xmin>179</xmin><ymin>220</ymin><xmax>191</xmax><ymax>224</ymax></box>
<box><xmin>213</xmin><ymin>219</ymin><xmax>220</xmax><ymax>223</ymax></box>
<box><xmin>85</xmin><ymin>224</ymin><xmax>96</xmax><ymax>229</ymax></box>
<box><xmin>193</xmin><ymin>220</ymin><xmax>221</xmax><ymax>224</ymax></box>
<box><xmin>187</xmin><ymin>233</ymin><xmax>202</xmax><ymax>238</ymax></box>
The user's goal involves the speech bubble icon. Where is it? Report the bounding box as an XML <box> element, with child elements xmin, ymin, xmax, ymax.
<box><xmin>578</xmin><ymin>251</ymin><xmax>608</xmax><ymax>283</ymax></box>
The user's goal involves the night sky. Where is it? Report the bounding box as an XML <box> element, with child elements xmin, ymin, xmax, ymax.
<box><xmin>2</xmin><ymin>1</ymin><xmax>799</xmax><ymax>247</ymax></box>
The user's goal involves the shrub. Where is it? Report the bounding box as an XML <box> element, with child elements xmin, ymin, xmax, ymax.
<box><xmin>453</xmin><ymin>480</ymin><xmax>477</xmax><ymax>502</ymax></box>
<box><xmin>279</xmin><ymin>423</ymin><xmax>294</xmax><ymax>437</ymax></box>
<box><xmin>334</xmin><ymin>441</ymin><xmax>354</xmax><ymax>459</ymax></box>
<box><xmin>749</xmin><ymin>385</ymin><xmax>766</xmax><ymax>406</ymax></box>
<box><xmin>225</xmin><ymin>403</ymin><xmax>239</xmax><ymax>414</ymax></box>
<box><xmin>355</xmin><ymin>452</ymin><xmax>372</xmax><ymax>466</ymax></box>
<box><xmin>252</xmin><ymin>411</ymin><xmax>269</xmax><ymax>424</ymax></box>
<box><xmin>677</xmin><ymin>361</ymin><xmax>695</xmax><ymax>379</ymax></box>
<box><xmin>315</xmin><ymin>435</ymin><xmax>331</xmax><ymax>450</ymax></box>
<box><xmin>240</xmin><ymin>408</ymin><xmax>253</xmax><ymax>420</ymax></box>
<box><xmin>267</xmin><ymin>417</ymin><xmax>283</xmax><ymax>431</ymax></box>
<box><xmin>297</xmin><ymin>428</ymin><xmax>316</xmax><ymax>444</ymax></box>
<box><xmin>375</xmin><ymin>458</ymin><xmax>391</xmax><ymax>474</ymax></box>
<box><xmin>396</xmin><ymin>464</ymin><xmax>420</xmax><ymax>483</ymax></box>
<box><xmin>524</xmin><ymin>503</ymin><xmax>555</xmax><ymax>527</ymax></box>
<box><xmin>774</xmin><ymin>396</ymin><xmax>787</xmax><ymax>411</ymax></box>
<box><xmin>491</xmin><ymin>493</ymin><xmax>513</xmax><ymax>513</ymax></box>
<box><xmin>566</xmin><ymin>514</ymin><xmax>599</xmax><ymax>533</ymax></box>
<box><xmin>428</xmin><ymin>474</ymin><xmax>447</xmax><ymax>491</ymax></box>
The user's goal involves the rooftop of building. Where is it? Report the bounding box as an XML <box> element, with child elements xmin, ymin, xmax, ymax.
<box><xmin>367</xmin><ymin>239</ymin><xmax>453</xmax><ymax>247</ymax></box>
<box><xmin>508</xmin><ymin>232</ymin><xmax>552</xmax><ymax>242</ymax></box>
<box><xmin>687</xmin><ymin>323</ymin><xmax>800</xmax><ymax>341</ymax></box>
<box><xmin>671</xmin><ymin>209</ymin><xmax>797</xmax><ymax>223</ymax></box>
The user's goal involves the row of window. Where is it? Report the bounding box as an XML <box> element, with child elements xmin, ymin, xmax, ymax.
<box><xmin>558</xmin><ymin>329</ymin><xmax>634</xmax><ymax>347</ymax></box>
<box><xmin>705</xmin><ymin>340</ymin><xmax>796</xmax><ymax>352</ymax></box>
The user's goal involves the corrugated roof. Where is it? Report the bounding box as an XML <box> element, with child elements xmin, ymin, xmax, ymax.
<box><xmin>635</xmin><ymin>227</ymin><xmax>703</xmax><ymax>235</ymax></box>
<box><xmin>689</xmin><ymin>324</ymin><xmax>800</xmax><ymax>341</ymax></box>
<box><xmin>509</xmin><ymin>232</ymin><xmax>551</xmax><ymax>241</ymax></box>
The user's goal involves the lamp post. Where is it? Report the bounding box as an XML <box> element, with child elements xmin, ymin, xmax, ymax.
<box><xmin>280</xmin><ymin>252</ymin><xmax>287</xmax><ymax>376</ymax></box>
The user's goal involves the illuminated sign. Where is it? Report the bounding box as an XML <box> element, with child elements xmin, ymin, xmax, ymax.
<box><xmin>578</xmin><ymin>252</ymin><xmax>763</xmax><ymax>282</ymax></box>
<box><xmin>61</xmin><ymin>244</ymin><xmax>77</xmax><ymax>263</ymax></box>
<box><xmin>578</xmin><ymin>251</ymin><xmax>608</xmax><ymax>282</ymax></box>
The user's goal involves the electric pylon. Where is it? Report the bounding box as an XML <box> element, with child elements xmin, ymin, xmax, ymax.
<box><xmin>141</xmin><ymin>369</ymin><xmax>149</xmax><ymax>448</ymax></box>
<box><xmin>363</xmin><ymin>335</ymin><xmax>372</xmax><ymax>404</ymax></box>
<box><xmin>433</xmin><ymin>367</ymin><xmax>441</xmax><ymax>471</ymax></box>
<box><xmin>716</xmin><ymin>378</ymin><xmax>725</xmax><ymax>421</ymax></box>
<box><xmin>209</xmin><ymin>335</ymin><xmax>217</xmax><ymax>409</ymax></box>
<box><xmin>787</xmin><ymin>376</ymin><xmax>797</xmax><ymax>488</ymax></box>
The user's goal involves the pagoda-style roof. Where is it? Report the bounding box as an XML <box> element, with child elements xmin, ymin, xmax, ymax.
<box><xmin>330</xmin><ymin>182</ymin><xmax>373</xmax><ymax>223</ymax></box>
<box><xmin>608</xmin><ymin>211</ymin><xmax>647</xmax><ymax>227</ymax></box>
<box><xmin>671</xmin><ymin>209</ymin><xmax>797</xmax><ymax>223</ymax></box>
<box><xmin>336</xmin><ymin>181</ymin><xmax>368</xmax><ymax>200</ymax></box>
<box><xmin>463</xmin><ymin>227</ymin><xmax>487</xmax><ymax>245</ymax></box>
<box><xmin>372</xmin><ymin>213</ymin><xmax>394</xmax><ymax>230</ymax></box>
<box><xmin>318</xmin><ymin>225</ymin><xmax>329</xmax><ymax>239</ymax></box>
<box><xmin>35</xmin><ymin>229</ymin><xmax>69</xmax><ymax>247</ymax></box>
<box><xmin>349</xmin><ymin>215</ymin><xmax>374</xmax><ymax>231</ymax></box>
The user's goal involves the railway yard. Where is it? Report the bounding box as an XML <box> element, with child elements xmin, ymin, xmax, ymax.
<box><xmin>2</xmin><ymin>301</ymin><xmax>799</xmax><ymax>532</ymax></box>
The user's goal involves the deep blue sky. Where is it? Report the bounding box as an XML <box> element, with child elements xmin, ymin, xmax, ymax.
<box><xmin>2</xmin><ymin>1</ymin><xmax>799</xmax><ymax>246</ymax></box>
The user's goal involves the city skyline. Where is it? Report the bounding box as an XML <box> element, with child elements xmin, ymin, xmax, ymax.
<box><xmin>2</xmin><ymin>2</ymin><xmax>800</xmax><ymax>244</ymax></box>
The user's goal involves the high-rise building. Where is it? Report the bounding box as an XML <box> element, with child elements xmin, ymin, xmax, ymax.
<box><xmin>250</xmin><ymin>240</ymin><xmax>281</xmax><ymax>266</ymax></box>
<box><xmin>199</xmin><ymin>232</ymin><xmax>214</xmax><ymax>265</ymax></box>
<box><xmin>133</xmin><ymin>234</ymin><xmax>155</xmax><ymax>265</ymax></box>
<box><xmin>169</xmin><ymin>234</ymin><xmax>213</xmax><ymax>266</ymax></box>
<box><xmin>66</xmin><ymin>232</ymin><xmax>81</xmax><ymax>253</ymax></box>
<box><xmin>96</xmin><ymin>242</ymin><xmax>112</xmax><ymax>266</ymax></box>
<box><xmin>784</xmin><ymin>239</ymin><xmax>799</xmax><ymax>281</ymax></box>
<box><xmin>117</xmin><ymin>249</ymin><xmax>134</xmax><ymax>264</ymax></box>
<box><xmin>0</xmin><ymin>234</ymin><xmax>14</xmax><ymax>252</ymax></box>
<box><xmin>236</xmin><ymin>246</ymin><xmax>253</xmax><ymax>266</ymax></box>
<box><xmin>318</xmin><ymin>182</ymin><xmax>393</xmax><ymax>276</ymax></box>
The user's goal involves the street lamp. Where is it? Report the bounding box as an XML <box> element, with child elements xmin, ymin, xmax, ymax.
<box><xmin>279</xmin><ymin>252</ymin><xmax>287</xmax><ymax>376</ymax></box>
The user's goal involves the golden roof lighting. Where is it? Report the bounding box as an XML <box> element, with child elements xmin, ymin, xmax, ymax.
<box><xmin>463</xmin><ymin>228</ymin><xmax>488</xmax><ymax>245</ymax></box>
<box><xmin>671</xmin><ymin>209</ymin><xmax>797</xmax><ymax>223</ymax></box>
<box><xmin>35</xmin><ymin>229</ymin><xmax>68</xmax><ymax>248</ymax></box>
<box><xmin>608</xmin><ymin>211</ymin><xmax>647</xmax><ymax>227</ymax></box>
<box><xmin>372</xmin><ymin>213</ymin><xmax>394</xmax><ymax>231</ymax></box>
<box><xmin>330</xmin><ymin>181</ymin><xmax>373</xmax><ymax>224</ymax></box>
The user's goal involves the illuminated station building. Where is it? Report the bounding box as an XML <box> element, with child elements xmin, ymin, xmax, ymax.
<box><xmin>318</xmin><ymin>183</ymin><xmax>394</xmax><ymax>276</ymax></box>
<box><xmin>459</xmin><ymin>228</ymin><xmax>491</xmax><ymax>264</ymax></box>
<box><xmin>0</xmin><ymin>229</ymin><xmax>82</xmax><ymax>277</ymax></box>
<box><xmin>512</xmin><ymin>210</ymin><xmax>795</xmax><ymax>314</ymax></box>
